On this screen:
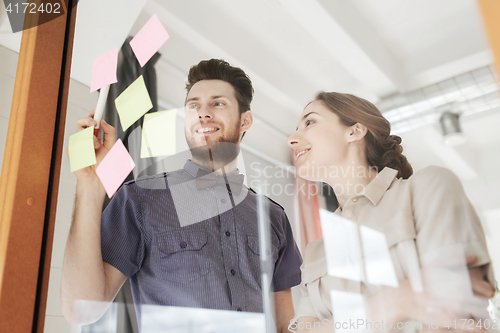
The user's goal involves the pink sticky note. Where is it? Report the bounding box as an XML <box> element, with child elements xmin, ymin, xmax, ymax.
<box><xmin>130</xmin><ymin>14</ymin><xmax>169</xmax><ymax>67</ymax></box>
<box><xmin>96</xmin><ymin>139</ymin><xmax>136</xmax><ymax>197</ymax></box>
<box><xmin>90</xmin><ymin>48</ymin><xmax>118</xmax><ymax>93</ymax></box>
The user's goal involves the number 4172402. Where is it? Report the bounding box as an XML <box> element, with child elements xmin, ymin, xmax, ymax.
<box><xmin>5</xmin><ymin>2</ymin><xmax>61</xmax><ymax>15</ymax></box>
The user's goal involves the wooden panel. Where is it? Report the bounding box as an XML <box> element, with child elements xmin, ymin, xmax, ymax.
<box><xmin>478</xmin><ymin>0</ymin><xmax>500</xmax><ymax>79</ymax></box>
<box><xmin>0</xmin><ymin>1</ymin><xmax>77</xmax><ymax>332</ymax></box>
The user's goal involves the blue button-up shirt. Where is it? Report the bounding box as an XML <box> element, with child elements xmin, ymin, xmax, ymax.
<box><xmin>101</xmin><ymin>160</ymin><xmax>302</xmax><ymax>323</ymax></box>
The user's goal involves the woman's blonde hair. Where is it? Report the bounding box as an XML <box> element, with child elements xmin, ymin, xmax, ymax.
<box><xmin>313</xmin><ymin>91</ymin><xmax>413</xmax><ymax>179</ymax></box>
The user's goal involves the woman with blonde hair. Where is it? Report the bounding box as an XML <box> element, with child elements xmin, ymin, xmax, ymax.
<box><xmin>287</xmin><ymin>92</ymin><xmax>495</xmax><ymax>332</ymax></box>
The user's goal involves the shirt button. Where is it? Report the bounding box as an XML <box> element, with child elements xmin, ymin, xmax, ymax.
<box><xmin>225</xmin><ymin>231</ymin><xmax>231</xmax><ymax>237</ymax></box>
<box><xmin>180</xmin><ymin>241</ymin><xmax>187</xmax><ymax>248</ymax></box>
<box><xmin>221</xmin><ymin>198</ymin><xmax>226</xmax><ymax>203</ymax></box>
<box><xmin>230</xmin><ymin>269</ymin><xmax>236</xmax><ymax>275</ymax></box>
<box><xmin>237</xmin><ymin>308</ymin><xmax>242</xmax><ymax>312</ymax></box>
<box><xmin>352</xmin><ymin>198</ymin><xmax>358</xmax><ymax>202</ymax></box>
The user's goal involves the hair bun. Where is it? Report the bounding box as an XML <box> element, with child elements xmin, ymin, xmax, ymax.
<box><xmin>390</xmin><ymin>135</ymin><xmax>402</xmax><ymax>145</ymax></box>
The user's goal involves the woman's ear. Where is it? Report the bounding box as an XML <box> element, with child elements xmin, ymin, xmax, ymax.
<box><xmin>347</xmin><ymin>123</ymin><xmax>368</xmax><ymax>143</ymax></box>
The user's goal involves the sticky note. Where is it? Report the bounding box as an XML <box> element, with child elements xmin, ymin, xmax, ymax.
<box><xmin>68</xmin><ymin>126</ymin><xmax>97</xmax><ymax>172</ymax></box>
<box><xmin>90</xmin><ymin>48</ymin><xmax>118</xmax><ymax>93</ymax></box>
<box><xmin>320</xmin><ymin>209</ymin><xmax>363</xmax><ymax>281</ymax></box>
<box><xmin>141</xmin><ymin>109</ymin><xmax>177</xmax><ymax>158</ymax></box>
<box><xmin>129</xmin><ymin>14</ymin><xmax>169</xmax><ymax>67</ymax></box>
<box><xmin>115</xmin><ymin>75</ymin><xmax>153</xmax><ymax>131</ymax></box>
<box><xmin>96</xmin><ymin>139</ymin><xmax>136</xmax><ymax>197</ymax></box>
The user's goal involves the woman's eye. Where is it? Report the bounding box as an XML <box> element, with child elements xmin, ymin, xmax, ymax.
<box><xmin>214</xmin><ymin>102</ymin><xmax>224</xmax><ymax>106</ymax></box>
<box><xmin>188</xmin><ymin>104</ymin><xmax>199</xmax><ymax>110</ymax></box>
<box><xmin>305</xmin><ymin>119</ymin><xmax>313</xmax><ymax>126</ymax></box>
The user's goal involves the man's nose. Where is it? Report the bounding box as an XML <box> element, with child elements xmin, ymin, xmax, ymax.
<box><xmin>198</xmin><ymin>105</ymin><xmax>214</xmax><ymax>119</ymax></box>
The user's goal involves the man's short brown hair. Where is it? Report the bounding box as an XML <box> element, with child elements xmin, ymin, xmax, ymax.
<box><xmin>186</xmin><ymin>59</ymin><xmax>254</xmax><ymax>115</ymax></box>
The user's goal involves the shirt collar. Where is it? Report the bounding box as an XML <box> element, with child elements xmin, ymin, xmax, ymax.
<box><xmin>183</xmin><ymin>160</ymin><xmax>242</xmax><ymax>179</ymax></box>
<box><xmin>362</xmin><ymin>167</ymin><xmax>398</xmax><ymax>206</ymax></box>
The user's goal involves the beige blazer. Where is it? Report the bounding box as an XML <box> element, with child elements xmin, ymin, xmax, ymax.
<box><xmin>292</xmin><ymin>166</ymin><xmax>494</xmax><ymax>326</ymax></box>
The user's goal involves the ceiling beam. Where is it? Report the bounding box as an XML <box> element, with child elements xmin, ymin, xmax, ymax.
<box><xmin>277</xmin><ymin>0</ymin><xmax>402</xmax><ymax>98</ymax></box>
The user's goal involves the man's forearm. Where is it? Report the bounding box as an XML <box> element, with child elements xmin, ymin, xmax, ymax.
<box><xmin>61</xmin><ymin>180</ymin><xmax>108</xmax><ymax>322</ymax></box>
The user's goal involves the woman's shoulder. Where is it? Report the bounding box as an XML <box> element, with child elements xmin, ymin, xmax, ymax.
<box><xmin>409</xmin><ymin>165</ymin><xmax>461</xmax><ymax>186</ymax></box>
<box><xmin>407</xmin><ymin>165</ymin><xmax>464</xmax><ymax>198</ymax></box>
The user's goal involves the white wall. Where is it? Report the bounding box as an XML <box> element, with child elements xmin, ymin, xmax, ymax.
<box><xmin>44</xmin><ymin>79</ymin><xmax>99</xmax><ymax>332</ymax></box>
<box><xmin>0</xmin><ymin>45</ymin><xmax>17</xmax><ymax>175</ymax></box>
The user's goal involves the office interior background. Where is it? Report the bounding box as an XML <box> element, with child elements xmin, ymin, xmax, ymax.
<box><xmin>0</xmin><ymin>0</ymin><xmax>500</xmax><ymax>331</ymax></box>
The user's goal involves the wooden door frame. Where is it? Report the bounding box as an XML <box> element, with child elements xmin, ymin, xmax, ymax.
<box><xmin>0</xmin><ymin>1</ymin><xmax>77</xmax><ymax>332</ymax></box>
<box><xmin>478</xmin><ymin>0</ymin><xmax>500</xmax><ymax>80</ymax></box>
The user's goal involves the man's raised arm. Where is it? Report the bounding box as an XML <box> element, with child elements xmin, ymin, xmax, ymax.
<box><xmin>61</xmin><ymin>112</ymin><xmax>126</xmax><ymax>324</ymax></box>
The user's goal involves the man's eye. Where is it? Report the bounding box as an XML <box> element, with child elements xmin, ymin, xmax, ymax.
<box><xmin>214</xmin><ymin>102</ymin><xmax>224</xmax><ymax>106</ymax></box>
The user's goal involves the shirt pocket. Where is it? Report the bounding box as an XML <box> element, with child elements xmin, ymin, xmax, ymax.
<box><xmin>247</xmin><ymin>234</ymin><xmax>279</xmax><ymax>264</ymax></box>
<box><xmin>246</xmin><ymin>234</ymin><xmax>279</xmax><ymax>282</ymax></box>
<box><xmin>155</xmin><ymin>229</ymin><xmax>210</xmax><ymax>284</ymax></box>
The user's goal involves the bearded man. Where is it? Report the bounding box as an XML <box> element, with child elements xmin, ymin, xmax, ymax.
<box><xmin>61</xmin><ymin>59</ymin><xmax>302</xmax><ymax>333</ymax></box>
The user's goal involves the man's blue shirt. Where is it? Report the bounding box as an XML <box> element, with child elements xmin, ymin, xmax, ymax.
<box><xmin>101</xmin><ymin>160</ymin><xmax>302</xmax><ymax>322</ymax></box>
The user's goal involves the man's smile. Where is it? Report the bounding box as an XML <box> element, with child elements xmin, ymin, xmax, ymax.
<box><xmin>195</xmin><ymin>125</ymin><xmax>220</xmax><ymax>135</ymax></box>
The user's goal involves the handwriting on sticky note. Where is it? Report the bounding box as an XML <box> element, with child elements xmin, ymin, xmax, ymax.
<box><xmin>141</xmin><ymin>109</ymin><xmax>177</xmax><ymax>158</ymax></box>
<box><xmin>68</xmin><ymin>126</ymin><xmax>97</xmax><ymax>172</ymax></box>
<box><xmin>114</xmin><ymin>75</ymin><xmax>153</xmax><ymax>131</ymax></box>
<box><xmin>96</xmin><ymin>139</ymin><xmax>136</xmax><ymax>198</ymax></box>
<box><xmin>90</xmin><ymin>48</ymin><xmax>118</xmax><ymax>93</ymax></box>
<box><xmin>130</xmin><ymin>14</ymin><xmax>169</xmax><ymax>67</ymax></box>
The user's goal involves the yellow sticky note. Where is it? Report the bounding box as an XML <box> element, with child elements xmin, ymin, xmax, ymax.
<box><xmin>115</xmin><ymin>75</ymin><xmax>153</xmax><ymax>131</ymax></box>
<box><xmin>68</xmin><ymin>126</ymin><xmax>97</xmax><ymax>172</ymax></box>
<box><xmin>141</xmin><ymin>109</ymin><xmax>177</xmax><ymax>158</ymax></box>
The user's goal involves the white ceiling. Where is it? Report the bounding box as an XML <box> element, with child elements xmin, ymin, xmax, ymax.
<box><xmin>1</xmin><ymin>0</ymin><xmax>499</xmax><ymax>216</ymax></box>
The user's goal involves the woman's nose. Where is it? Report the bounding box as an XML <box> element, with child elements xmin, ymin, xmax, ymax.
<box><xmin>287</xmin><ymin>132</ymin><xmax>299</xmax><ymax>148</ymax></box>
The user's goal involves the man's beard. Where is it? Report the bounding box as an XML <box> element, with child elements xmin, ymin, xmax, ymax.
<box><xmin>186</xmin><ymin>126</ymin><xmax>240</xmax><ymax>171</ymax></box>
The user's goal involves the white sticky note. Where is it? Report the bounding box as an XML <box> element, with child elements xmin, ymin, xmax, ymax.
<box><xmin>320</xmin><ymin>209</ymin><xmax>364</xmax><ymax>281</ymax></box>
<box><xmin>360</xmin><ymin>225</ymin><xmax>399</xmax><ymax>288</ymax></box>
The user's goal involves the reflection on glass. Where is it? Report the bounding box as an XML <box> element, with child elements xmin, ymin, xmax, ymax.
<box><xmin>74</xmin><ymin>303</ymin><xmax>266</xmax><ymax>333</ymax></box>
<box><xmin>330</xmin><ymin>290</ymin><xmax>366</xmax><ymax>333</ymax></box>
<box><xmin>141</xmin><ymin>305</ymin><xmax>265</xmax><ymax>333</ymax></box>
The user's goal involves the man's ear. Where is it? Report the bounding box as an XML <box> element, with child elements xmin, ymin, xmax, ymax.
<box><xmin>240</xmin><ymin>110</ymin><xmax>253</xmax><ymax>133</ymax></box>
<box><xmin>346</xmin><ymin>122</ymin><xmax>368</xmax><ymax>143</ymax></box>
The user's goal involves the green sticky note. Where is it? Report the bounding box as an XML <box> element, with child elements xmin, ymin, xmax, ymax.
<box><xmin>68</xmin><ymin>126</ymin><xmax>97</xmax><ymax>172</ymax></box>
<box><xmin>141</xmin><ymin>109</ymin><xmax>177</xmax><ymax>158</ymax></box>
<box><xmin>115</xmin><ymin>75</ymin><xmax>153</xmax><ymax>131</ymax></box>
